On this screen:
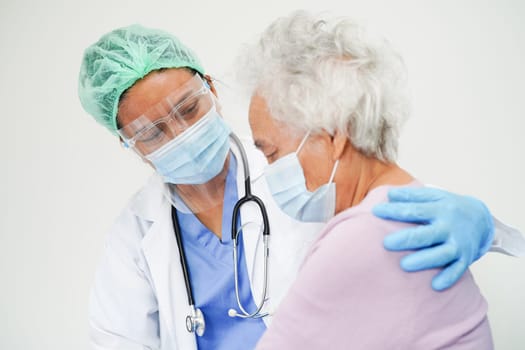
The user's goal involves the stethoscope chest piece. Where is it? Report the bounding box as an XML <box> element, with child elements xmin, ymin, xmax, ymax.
<box><xmin>186</xmin><ymin>307</ymin><xmax>205</xmax><ymax>337</ymax></box>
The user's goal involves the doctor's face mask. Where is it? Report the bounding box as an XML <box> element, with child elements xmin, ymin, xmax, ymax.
<box><xmin>117</xmin><ymin>69</ymin><xmax>231</xmax><ymax>184</ymax></box>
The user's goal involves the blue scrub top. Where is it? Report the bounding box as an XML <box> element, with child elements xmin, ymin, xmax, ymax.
<box><xmin>178</xmin><ymin>154</ymin><xmax>267</xmax><ymax>350</ymax></box>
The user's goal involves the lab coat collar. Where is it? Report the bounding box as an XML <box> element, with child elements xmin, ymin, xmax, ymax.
<box><xmin>128</xmin><ymin>174</ymin><xmax>170</xmax><ymax>223</ymax></box>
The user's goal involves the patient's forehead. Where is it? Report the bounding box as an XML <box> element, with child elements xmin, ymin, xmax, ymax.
<box><xmin>249</xmin><ymin>94</ymin><xmax>304</xmax><ymax>155</ymax></box>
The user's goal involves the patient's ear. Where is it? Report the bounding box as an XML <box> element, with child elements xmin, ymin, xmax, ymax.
<box><xmin>332</xmin><ymin>130</ymin><xmax>348</xmax><ymax>161</ymax></box>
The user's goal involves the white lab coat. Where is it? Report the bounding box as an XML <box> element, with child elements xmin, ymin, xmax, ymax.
<box><xmin>89</xmin><ymin>139</ymin><xmax>525</xmax><ymax>350</ymax></box>
<box><xmin>89</xmin><ymin>139</ymin><xmax>324</xmax><ymax>350</ymax></box>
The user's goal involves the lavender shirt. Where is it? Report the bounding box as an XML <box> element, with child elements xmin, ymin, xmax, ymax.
<box><xmin>257</xmin><ymin>182</ymin><xmax>493</xmax><ymax>349</ymax></box>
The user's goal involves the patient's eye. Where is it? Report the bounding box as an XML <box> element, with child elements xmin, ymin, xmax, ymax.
<box><xmin>264</xmin><ymin>147</ymin><xmax>279</xmax><ymax>163</ymax></box>
<box><xmin>254</xmin><ymin>140</ymin><xmax>279</xmax><ymax>163</ymax></box>
<box><xmin>267</xmin><ymin>153</ymin><xmax>279</xmax><ymax>164</ymax></box>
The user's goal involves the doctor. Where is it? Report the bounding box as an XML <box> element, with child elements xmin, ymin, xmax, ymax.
<box><xmin>78</xmin><ymin>25</ymin><xmax>523</xmax><ymax>350</ymax></box>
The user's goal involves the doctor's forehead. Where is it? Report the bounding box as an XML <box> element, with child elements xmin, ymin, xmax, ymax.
<box><xmin>117</xmin><ymin>68</ymin><xmax>196</xmax><ymax>126</ymax></box>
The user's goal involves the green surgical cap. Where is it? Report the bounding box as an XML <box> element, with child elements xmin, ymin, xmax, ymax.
<box><xmin>78</xmin><ymin>24</ymin><xmax>205</xmax><ymax>134</ymax></box>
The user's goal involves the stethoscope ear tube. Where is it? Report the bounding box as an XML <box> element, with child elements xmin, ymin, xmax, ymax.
<box><xmin>230</xmin><ymin>229</ymin><xmax>270</xmax><ymax>319</ymax></box>
<box><xmin>229</xmin><ymin>132</ymin><xmax>270</xmax><ymax>241</ymax></box>
<box><xmin>231</xmin><ymin>195</ymin><xmax>269</xmax><ymax>240</ymax></box>
<box><xmin>228</xmin><ymin>132</ymin><xmax>271</xmax><ymax>319</ymax></box>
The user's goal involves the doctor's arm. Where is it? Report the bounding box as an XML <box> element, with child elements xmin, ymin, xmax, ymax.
<box><xmin>373</xmin><ymin>187</ymin><xmax>525</xmax><ymax>291</ymax></box>
<box><xmin>89</xmin><ymin>216</ymin><xmax>160</xmax><ymax>350</ymax></box>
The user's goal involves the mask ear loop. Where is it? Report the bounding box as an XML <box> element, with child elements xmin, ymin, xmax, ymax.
<box><xmin>328</xmin><ymin>159</ymin><xmax>339</xmax><ymax>184</ymax></box>
<box><xmin>296</xmin><ymin>131</ymin><xmax>311</xmax><ymax>155</ymax></box>
<box><xmin>297</xmin><ymin>130</ymin><xmax>339</xmax><ymax>185</ymax></box>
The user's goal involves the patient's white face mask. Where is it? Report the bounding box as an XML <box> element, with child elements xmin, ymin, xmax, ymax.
<box><xmin>263</xmin><ymin>132</ymin><xmax>339</xmax><ymax>223</ymax></box>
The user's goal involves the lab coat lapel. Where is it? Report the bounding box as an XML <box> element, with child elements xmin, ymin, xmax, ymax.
<box><xmin>140</xmin><ymin>199</ymin><xmax>198</xmax><ymax>350</ymax></box>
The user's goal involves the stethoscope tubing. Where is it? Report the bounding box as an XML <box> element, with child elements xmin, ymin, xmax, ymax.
<box><xmin>171</xmin><ymin>207</ymin><xmax>195</xmax><ymax>307</ymax></box>
<box><xmin>171</xmin><ymin>206</ymin><xmax>206</xmax><ymax>336</ymax></box>
<box><xmin>171</xmin><ymin>132</ymin><xmax>271</xmax><ymax>338</ymax></box>
<box><xmin>228</xmin><ymin>132</ymin><xmax>271</xmax><ymax>319</ymax></box>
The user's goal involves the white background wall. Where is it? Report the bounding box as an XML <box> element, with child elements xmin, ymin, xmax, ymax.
<box><xmin>1</xmin><ymin>0</ymin><xmax>524</xmax><ymax>349</ymax></box>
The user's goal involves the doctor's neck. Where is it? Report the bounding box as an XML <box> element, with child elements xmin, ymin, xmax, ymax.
<box><xmin>174</xmin><ymin>155</ymin><xmax>230</xmax><ymax>239</ymax></box>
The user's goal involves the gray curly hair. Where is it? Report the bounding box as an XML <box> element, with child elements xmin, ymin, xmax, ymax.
<box><xmin>237</xmin><ymin>11</ymin><xmax>410</xmax><ymax>162</ymax></box>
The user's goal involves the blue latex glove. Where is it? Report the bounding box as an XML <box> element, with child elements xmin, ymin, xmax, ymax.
<box><xmin>372</xmin><ymin>187</ymin><xmax>494</xmax><ymax>291</ymax></box>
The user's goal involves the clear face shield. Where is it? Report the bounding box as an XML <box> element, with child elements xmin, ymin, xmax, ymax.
<box><xmin>118</xmin><ymin>73</ymin><xmax>232</xmax><ymax>213</ymax></box>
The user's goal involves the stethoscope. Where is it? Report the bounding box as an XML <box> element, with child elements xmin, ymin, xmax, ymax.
<box><xmin>171</xmin><ymin>132</ymin><xmax>270</xmax><ymax>337</ymax></box>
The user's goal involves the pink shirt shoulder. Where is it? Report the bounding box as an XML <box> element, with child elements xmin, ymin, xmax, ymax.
<box><xmin>257</xmin><ymin>182</ymin><xmax>493</xmax><ymax>350</ymax></box>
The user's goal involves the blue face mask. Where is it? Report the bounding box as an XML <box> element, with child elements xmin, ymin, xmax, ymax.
<box><xmin>145</xmin><ymin>106</ymin><xmax>231</xmax><ymax>184</ymax></box>
<box><xmin>264</xmin><ymin>132</ymin><xmax>339</xmax><ymax>223</ymax></box>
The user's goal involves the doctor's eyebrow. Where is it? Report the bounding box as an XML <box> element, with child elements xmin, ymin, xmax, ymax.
<box><xmin>170</xmin><ymin>90</ymin><xmax>197</xmax><ymax>110</ymax></box>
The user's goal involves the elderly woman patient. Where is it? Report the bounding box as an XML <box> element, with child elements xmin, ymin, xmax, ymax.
<box><xmin>239</xmin><ymin>11</ymin><xmax>493</xmax><ymax>349</ymax></box>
